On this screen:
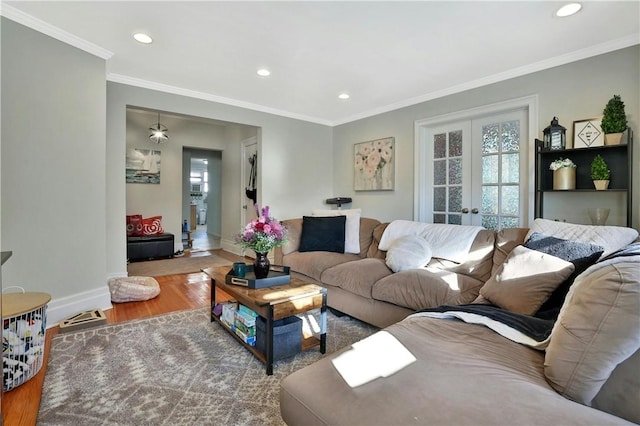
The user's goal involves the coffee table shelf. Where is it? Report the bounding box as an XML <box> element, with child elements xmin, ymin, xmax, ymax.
<box><xmin>204</xmin><ymin>265</ymin><xmax>327</xmax><ymax>375</ymax></box>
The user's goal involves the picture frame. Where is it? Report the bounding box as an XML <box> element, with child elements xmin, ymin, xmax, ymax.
<box><xmin>126</xmin><ymin>148</ymin><xmax>161</xmax><ymax>184</ymax></box>
<box><xmin>354</xmin><ymin>137</ymin><xmax>395</xmax><ymax>191</ymax></box>
<box><xmin>573</xmin><ymin>118</ymin><xmax>604</xmax><ymax>149</ymax></box>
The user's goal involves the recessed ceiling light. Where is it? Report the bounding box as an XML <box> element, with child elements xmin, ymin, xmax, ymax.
<box><xmin>338</xmin><ymin>93</ymin><xmax>350</xmax><ymax>100</ymax></box>
<box><xmin>556</xmin><ymin>3</ymin><xmax>582</xmax><ymax>17</ymax></box>
<box><xmin>133</xmin><ymin>33</ymin><xmax>153</xmax><ymax>44</ymax></box>
<box><xmin>257</xmin><ymin>68</ymin><xmax>271</xmax><ymax>77</ymax></box>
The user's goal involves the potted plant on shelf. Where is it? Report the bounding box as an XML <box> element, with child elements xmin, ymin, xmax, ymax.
<box><xmin>590</xmin><ymin>154</ymin><xmax>611</xmax><ymax>190</ymax></box>
<box><xmin>601</xmin><ymin>94</ymin><xmax>628</xmax><ymax>145</ymax></box>
<box><xmin>550</xmin><ymin>157</ymin><xmax>576</xmax><ymax>190</ymax></box>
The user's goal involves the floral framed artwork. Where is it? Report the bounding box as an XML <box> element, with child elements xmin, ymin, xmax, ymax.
<box><xmin>354</xmin><ymin>137</ymin><xmax>395</xmax><ymax>191</ymax></box>
<box><xmin>573</xmin><ymin>118</ymin><xmax>604</xmax><ymax>149</ymax></box>
<box><xmin>126</xmin><ymin>148</ymin><xmax>161</xmax><ymax>184</ymax></box>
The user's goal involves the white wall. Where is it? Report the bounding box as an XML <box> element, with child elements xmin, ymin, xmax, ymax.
<box><xmin>332</xmin><ymin>46</ymin><xmax>640</xmax><ymax>229</ymax></box>
<box><xmin>1</xmin><ymin>18</ymin><xmax>110</xmax><ymax>324</ymax></box>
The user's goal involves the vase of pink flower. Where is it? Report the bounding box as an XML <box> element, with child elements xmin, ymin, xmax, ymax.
<box><xmin>235</xmin><ymin>204</ymin><xmax>287</xmax><ymax>278</ymax></box>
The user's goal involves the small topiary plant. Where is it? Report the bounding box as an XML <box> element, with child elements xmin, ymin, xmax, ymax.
<box><xmin>601</xmin><ymin>94</ymin><xmax>628</xmax><ymax>134</ymax></box>
<box><xmin>590</xmin><ymin>155</ymin><xmax>610</xmax><ymax>180</ymax></box>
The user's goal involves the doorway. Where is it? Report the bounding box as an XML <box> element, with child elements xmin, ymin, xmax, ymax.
<box><xmin>183</xmin><ymin>148</ymin><xmax>222</xmax><ymax>250</ymax></box>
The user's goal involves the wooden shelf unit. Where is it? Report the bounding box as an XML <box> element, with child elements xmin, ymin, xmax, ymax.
<box><xmin>534</xmin><ymin>129</ymin><xmax>633</xmax><ymax>227</ymax></box>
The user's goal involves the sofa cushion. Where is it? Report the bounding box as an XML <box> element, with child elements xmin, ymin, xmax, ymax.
<box><xmin>524</xmin><ymin>233</ymin><xmax>604</xmax><ymax>318</ymax></box>
<box><xmin>544</xmin><ymin>256</ymin><xmax>640</xmax><ymax>407</ymax></box>
<box><xmin>478</xmin><ymin>245</ymin><xmax>575</xmax><ymax>315</ymax></box>
<box><xmin>312</xmin><ymin>208</ymin><xmax>361</xmax><ymax>254</ymax></box>
<box><xmin>366</xmin><ymin>222</ymin><xmax>389</xmax><ymax>259</ymax></box>
<box><xmin>298</xmin><ymin>215</ymin><xmax>346</xmax><ymax>253</ymax></box>
<box><xmin>427</xmin><ymin>229</ymin><xmax>496</xmax><ymax>283</ymax></box>
<box><xmin>526</xmin><ymin>218</ymin><xmax>638</xmax><ymax>258</ymax></box>
<box><xmin>492</xmin><ymin>228</ymin><xmax>529</xmax><ymax>276</ymax></box>
<box><xmin>282</xmin><ymin>251</ymin><xmax>360</xmax><ymax>282</ymax></box>
<box><xmin>372</xmin><ymin>268</ymin><xmax>484</xmax><ymax>310</ymax></box>
<box><xmin>321</xmin><ymin>258</ymin><xmax>392</xmax><ymax>298</ymax></box>
<box><xmin>385</xmin><ymin>235</ymin><xmax>432</xmax><ymax>272</ymax></box>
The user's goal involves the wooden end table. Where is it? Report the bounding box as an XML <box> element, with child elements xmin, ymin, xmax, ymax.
<box><xmin>203</xmin><ymin>265</ymin><xmax>327</xmax><ymax>375</ymax></box>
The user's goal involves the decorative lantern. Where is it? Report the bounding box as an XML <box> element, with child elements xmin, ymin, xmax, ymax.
<box><xmin>543</xmin><ymin>117</ymin><xmax>567</xmax><ymax>150</ymax></box>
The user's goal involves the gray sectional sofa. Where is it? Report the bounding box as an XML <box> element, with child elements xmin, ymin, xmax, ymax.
<box><xmin>276</xmin><ymin>217</ymin><xmax>640</xmax><ymax>425</ymax></box>
<box><xmin>275</xmin><ymin>217</ymin><xmax>526</xmax><ymax>328</ymax></box>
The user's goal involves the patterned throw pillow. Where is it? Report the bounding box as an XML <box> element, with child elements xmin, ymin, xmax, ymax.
<box><xmin>126</xmin><ymin>214</ymin><xmax>143</xmax><ymax>236</ymax></box>
<box><xmin>141</xmin><ymin>216</ymin><xmax>164</xmax><ymax>236</ymax></box>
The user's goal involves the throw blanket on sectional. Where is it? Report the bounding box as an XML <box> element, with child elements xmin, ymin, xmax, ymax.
<box><xmin>410</xmin><ymin>304</ymin><xmax>554</xmax><ymax>350</ymax></box>
<box><xmin>378</xmin><ymin>220</ymin><xmax>484</xmax><ymax>263</ymax></box>
<box><xmin>410</xmin><ymin>243</ymin><xmax>640</xmax><ymax>351</ymax></box>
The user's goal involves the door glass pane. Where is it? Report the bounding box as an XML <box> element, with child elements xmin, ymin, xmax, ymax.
<box><xmin>448</xmin><ymin>158</ymin><xmax>462</xmax><ymax>185</ymax></box>
<box><xmin>449</xmin><ymin>130</ymin><xmax>462</xmax><ymax>156</ymax></box>
<box><xmin>434</xmin><ymin>159</ymin><xmax>446</xmax><ymax>185</ymax></box>
<box><xmin>501</xmin><ymin>153</ymin><xmax>519</xmax><ymax>183</ymax></box>
<box><xmin>482</xmin><ymin>215</ymin><xmax>498</xmax><ymax>230</ymax></box>
<box><xmin>434</xmin><ymin>134</ymin><xmax>446</xmax><ymax>158</ymax></box>
<box><xmin>501</xmin><ymin>120</ymin><xmax>520</xmax><ymax>152</ymax></box>
<box><xmin>433</xmin><ymin>214</ymin><xmax>445</xmax><ymax>223</ymax></box>
<box><xmin>449</xmin><ymin>186</ymin><xmax>462</xmax><ymax>213</ymax></box>
<box><xmin>482</xmin><ymin>186</ymin><xmax>498</xmax><ymax>214</ymax></box>
<box><xmin>448</xmin><ymin>215</ymin><xmax>462</xmax><ymax>225</ymax></box>
<box><xmin>501</xmin><ymin>185</ymin><xmax>519</xmax><ymax>215</ymax></box>
<box><xmin>434</xmin><ymin>187</ymin><xmax>446</xmax><ymax>211</ymax></box>
<box><xmin>500</xmin><ymin>217</ymin><xmax>520</xmax><ymax>229</ymax></box>
<box><xmin>482</xmin><ymin>123</ymin><xmax>499</xmax><ymax>154</ymax></box>
<box><xmin>482</xmin><ymin>155</ymin><xmax>498</xmax><ymax>184</ymax></box>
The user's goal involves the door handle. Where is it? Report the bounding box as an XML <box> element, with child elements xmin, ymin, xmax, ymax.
<box><xmin>461</xmin><ymin>208</ymin><xmax>469</xmax><ymax>214</ymax></box>
<box><xmin>471</xmin><ymin>208</ymin><xmax>479</xmax><ymax>214</ymax></box>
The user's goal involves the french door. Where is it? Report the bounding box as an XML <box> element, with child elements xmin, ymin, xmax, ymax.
<box><xmin>418</xmin><ymin>108</ymin><xmax>528</xmax><ymax>230</ymax></box>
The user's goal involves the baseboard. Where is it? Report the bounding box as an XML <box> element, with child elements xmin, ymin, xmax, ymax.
<box><xmin>220</xmin><ymin>238</ymin><xmax>242</xmax><ymax>256</ymax></box>
<box><xmin>46</xmin><ymin>286</ymin><xmax>113</xmax><ymax>329</ymax></box>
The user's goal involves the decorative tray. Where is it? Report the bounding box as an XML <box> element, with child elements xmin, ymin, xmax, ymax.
<box><xmin>225</xmin><ymin>265</ymin><xmax>291</xmax><ymax>289</ymax></box>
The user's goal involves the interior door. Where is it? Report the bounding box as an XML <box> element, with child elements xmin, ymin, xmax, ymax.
<box><xmin>471</xmin><ymin>109</ymin><xmax>527</xmax><ymax>229</ymax></box>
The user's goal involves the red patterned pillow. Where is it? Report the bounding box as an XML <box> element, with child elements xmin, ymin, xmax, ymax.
<box><xmin>142</xmin><ymin>216</ymin><xmax>164</xmax><ymax>235</ymax></box>
<box><xmin>126</xmin><ymin>215</ymin><xmax>143</xmax><ymax>236</ymax></box>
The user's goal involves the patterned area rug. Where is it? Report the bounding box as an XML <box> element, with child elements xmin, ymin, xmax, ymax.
<box><xmin>127</xmin><ymin>253</ymin><xmax>232</xmax><ymax>277</ymax></box>
<box><xmin>37</xmin><ymin>307</ymin><xmax>377</xmax><ymax>425</ymax></box>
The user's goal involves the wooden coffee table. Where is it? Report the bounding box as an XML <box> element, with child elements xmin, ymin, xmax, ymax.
<box><xmin>203</xmin><ymin>265</ymin><xmax>327</xmax><ymax>375</ymax></box>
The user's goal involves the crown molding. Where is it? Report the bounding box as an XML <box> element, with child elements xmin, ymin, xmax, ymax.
<box><xmin>2</xmin><ymin>1</ymin><xmax>635</xmax><ymax>127</ymax></box>
<box><xmin>332</xmin><ymin>33</ymin><xmax>639</xmax><ymax>126</ymax></box>
<box><xmin>107</xmin><ymin>73</ymin><xmax>333</xmax><ymax>127</ymax></box>
<box><xmin>0</xmin><ymin>3</ymin><xmax>113</xmax><ymax>60</ymax></box>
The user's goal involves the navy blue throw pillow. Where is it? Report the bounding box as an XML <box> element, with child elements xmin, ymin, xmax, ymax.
<box><xmin>298</xmin><ymin>216</ymin><xmax>346</xmax><ymax>253</ymax></box>
<box><xmin>524</xmin><ymin>232</ymin><xmax>604</xmax><ymax>319</ymax></box>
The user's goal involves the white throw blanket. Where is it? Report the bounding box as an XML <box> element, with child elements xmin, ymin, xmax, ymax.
<box><xmin>331</xmin><ymin>331</ymin><xmax>416</xmax><ymax>388</ymax></box>
<box><xmin>379</xmin><ymin>220</ymin><xmax>484</xmax><ymax>263</ymax></box>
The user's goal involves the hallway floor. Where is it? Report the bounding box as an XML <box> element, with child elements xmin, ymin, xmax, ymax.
<box><xmin>186</xmin><ymin>224</ymin><xmax>221</xmax><ymax>251</ymax></box>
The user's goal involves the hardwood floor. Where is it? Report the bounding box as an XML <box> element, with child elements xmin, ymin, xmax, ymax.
<box><xmin>2</xmin><ymin>250</ymin><xmax>242</xmax><ymax>426</ymax></box>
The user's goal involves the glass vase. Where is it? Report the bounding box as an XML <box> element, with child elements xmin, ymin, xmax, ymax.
<box><xmin>253</xmin><ymin>251</ymin><xmax>270</xmax><ymax>279</ymax></box>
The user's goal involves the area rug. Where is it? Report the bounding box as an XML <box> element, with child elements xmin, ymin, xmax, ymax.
<box><xmin>37</xmin><ymin>307</ymin><xmax>377</xmax><ymax>425</ymax></box>
<box><xmin>127</xmin><ymin>253</ymin><xmax>232</xmax><ymax>277</ymax></box>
